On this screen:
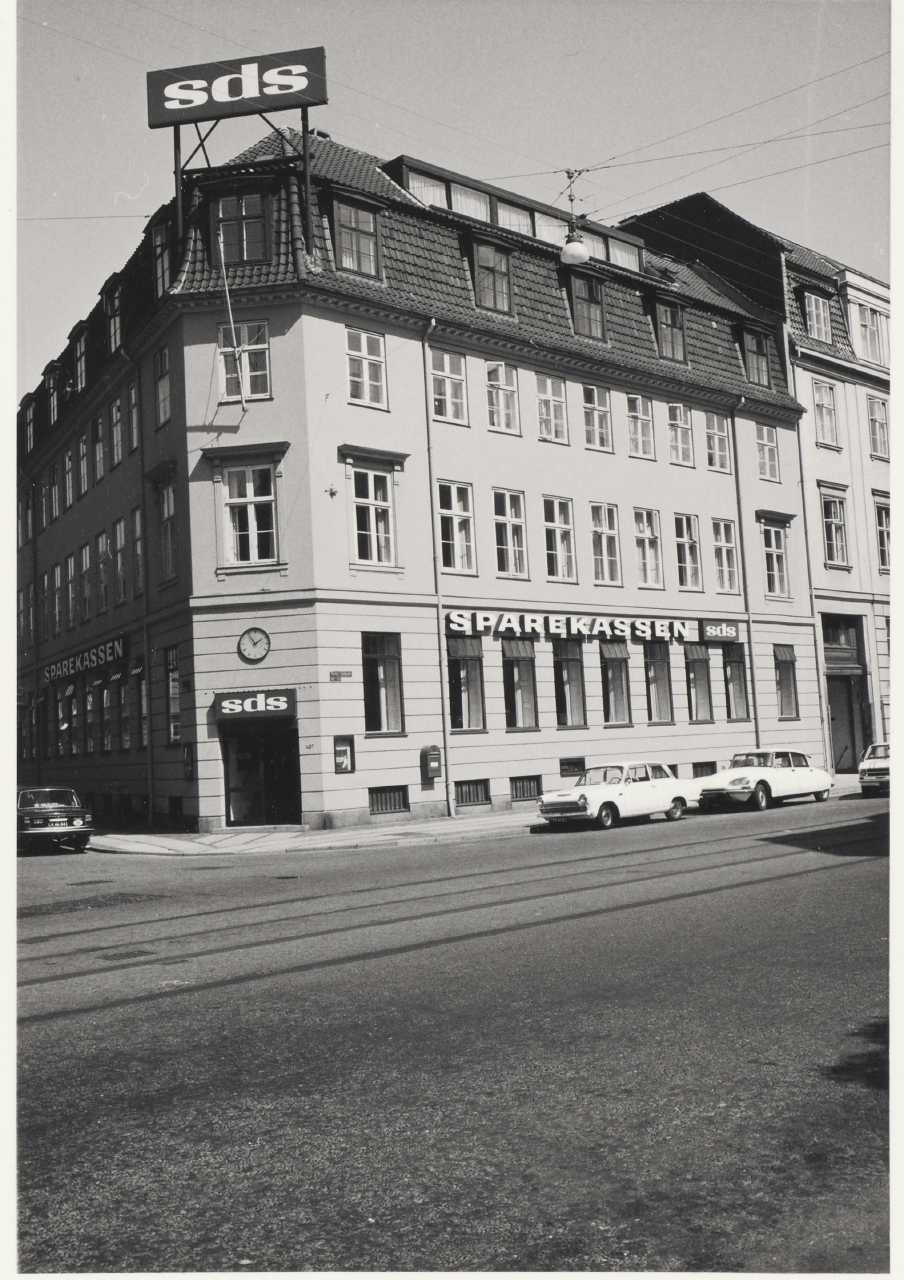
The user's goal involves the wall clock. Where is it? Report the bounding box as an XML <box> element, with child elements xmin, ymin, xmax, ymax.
<box><xmin>238</xmin><ymin>626</ymin><xmax>271</xmax><ymax>663</ymax></box>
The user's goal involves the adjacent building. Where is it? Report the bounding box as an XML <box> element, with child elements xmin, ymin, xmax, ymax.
<box><xmin>18</xmin><ymin>130</ymin><xmax>882</xmax><ymax>831</ymax></box>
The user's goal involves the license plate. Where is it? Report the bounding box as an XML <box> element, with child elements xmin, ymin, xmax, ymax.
<box><xmin>49</xmin><ymin>818</ymin><xmax>68</xmax><ymax>827</ymax></box>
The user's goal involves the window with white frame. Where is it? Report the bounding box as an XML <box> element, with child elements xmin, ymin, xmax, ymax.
<box><xmin>493</xmin><ymin>488</ymin><xmax>527</xmax><ymax>576</ymax></box>
<box><xmin>127</xmin><ymin>382</ymin><xmax>139</xmax><ymax>451</ymax></box>
<box><xmin>755</xmin><ymin>423</ymin><xmax>780</xmax><ymax>480</ymax></box>
<box><xmin>536</xmin><ymin>374</ymin><xmax>567</xmax><ymax>442</ymax></box>
<box><xmin>65</xmin><ymin>553</ymin><xmax>76</xmax><ymax>627</ymax></box>
<box><xmin>704</xmin><ymin>412</ymin><xmax>730</xmax><ymax>471</ymax></box>
<box><xmin>571</xmin><ymin>277</ymin><xmax>606</xmax><ymax>339</ymax></box>
<box><xmin>656</xmin><ymin>302</ymin><xmax>686</xmax><ymax>361</ymax></box>
<box><xmin>352</xmin><ymin>467</ymin><xmax>394</xmax><ymax>564</ymax></box>
<box><xmin>553</xmin><ymin>639</ymin><xmax>587</xmax><ymax>727</ymax></box>
<box><xmin>474</xmin><ymin>243</ymin><xmax>511</xmax><ymax>312</ymax></box>
<box><xmin>49</xmin><ymin>463</ymin><xmax>59</xmax><ymax>521</ymax></box>
<box><xmin>821</xmin><ymin>491</ymin><xmax>849</xmax><ymax>566</ymax></box>
<box><xmin>431</xmin><ymin>350</ymin><xmax>467</xmax><ymax>422</ymax></box>
<box><xmin>634</xmin><ymin>507</ymin><xmax>662</xmax><ymax>586</ymax></box>
<box><xmin>813</xmin><ymin>382</ymin><xmax>838</xmax><ymax>446</ymax></box>
<box><xmin>712</xmin><ymin>519</ymin><xmax>739</xmax><ymax>592</ymax></box>
<box><xmin>160</xmin><ymin>483</ymin><xmax>176</xmax><ymax>580</ymax></box>
<box><xmin>804</xmin><ymin>293</ymin><xmax>831</xmax><ymax>343</ymax></box>
<box><xmin>362</xmin><ymin>633</ymin><xmax>404</xmax><ymax>733</ymax></box>
<box><xmin>600</xmin><ymin>641</ymin><xmax>631</xmax><ymax>725</ymax></box>
<box><xmin>96</xmin><ymin>531</ymin><xmax>110</xmax><ymax>612</ymax></box>
<box><xmin>875</xmin><ymin>500</ymin><xmax>889</xmax><ymax>572</ymax></box>
<box><xmin>867</xmin><ymin>397</ymin><xmax>888</xmax><ymax>458</ymax></box>
<box><xmin>79</xmin><ymin>542</ymin><xmax>92</xmax><ymax>621</ymax></box>
<box><xmin>590</xmin><ymin>503</ymin><xmax>621</xmax><ymax>585</ymax></box>
<box><xmin>724</xmin><ymin>643</ymin><xmax>749</xmax><ymax>720</ymax></box>
<box><xmin>627</xmin><ymin>394</ymin><xmax>654</xmax><ymax>458</ymax></box>
<box><xmin>583</xmin><ymin>385</ymin><xmax>612</xmax><ymax>450</ymax></box>
<box><xmin>218</xmin><ymin>322</ymin><xmax>271</xmax><ymax>401</ymax></box>
<box><xmin>486</xmin><ymin>362</ymin><xmax>519</xmax><ymax>433</ymax></box>
<box><xmin>216</xmin><ymin>194</ymin><xmax>266</xmax><ymax>264</ymax></box>
<box><xmin>52</xmin><ymin>564</ymin><xmax>62</xmax><ymax>636</ymax></box>
<box><xmin>154</xmin><ymin>347</ymin><xmax>171</xmax><ymax>425</ymax></box>
<box><xmin>774</xmin><ymin>644</ymin><xmax>799</xmax><ymax>718</ymax></box>
<box><xmin>346</xmin><ymin>328</ymin><xmax>386</xmax><ymax>407</ymax></box>
<box><xmin>743</xmin><ymin>330</ymin><xmax>770</xmax><ymax>386</ymax></box>
<box><xmin>644</xmin><ymin>641</ymin><xmax>673</xmax><ymax>722</ymax></box>
<box><xmin>75</xmin><ymin>333</ymin><xmax>87</xmax><ymax>391</ymax></box>
<box><xmin>438</xmin><ymin>481</ymin><xmax>475</xmax><ymax>572</ymax></box>
<box><xmin>92</xmin><ymin>418</ymin><xmax>104</xmax><ymax>483</ymax></box>
<box><xmin>46</xmin><ymin>371</ymin><xmax>59</xmax><ymax>425</ymax></box>
<box><xmin>106</xmin><ymin>284</ymin><xmax>121</xmax><ymax>353</ymax></box>
<box><xmin>543</xmin><ymin>497</ymin><xmax>575</xmax><ymax>580</ymax></box>
<box><xmin>762</xmin><ymin>521</ymin><xmax>789</xmax><ymax>596</ymax></box>
<box><xmin>668</xmin><ymin>404</ymin><xmax>694</xmax><ymax>465</ymax></box>
<box><xmin>223</xmin><ymin>465</ymin><xmax>277</xmax><ymax>564</ymax></box>
<box><xmin>132</xmin><ymin>507</ymin><xmax>144</xmax><ymax>595</ymax></box>
<box><xmin>674</xmin><ymin>514</ymin><xmax>702</xmax><ymax>588</ymax></box>
<box><xmin>78</xmin><ymin>436</ymin><xmax>88</xmax><ymax>495</ymax></box>
<box><xmin>447</xmin><ymin>636</ymin><xmax>485</xmax><ymax>731</ymax></box>
<box><xmin>858</xmin><ymin>305</ymin><xmax>889</xmax><ymax>366</ymax></box>
<box><xmin>153</xmin><ymin>224</ymin><xmax>171</xmax><ymax>298</ymax></box>
<box><xmin>502</xmin><ymin>638</ymin><xmax>538</xmax><ymax>729</ymax></box>
<box><xmin>335</xmin><ymin>201</ymin><xmax>379</xmax><ymax>276</ymax></box>
<box><xmin>25</xmin><ymin>403</ymin><xmax>35</xmax><ymax>452</ymax></box>
<box><xmin>110</xmin><ymin>400</ymin><xmax>123</xmax><ymax>466</ymax></box>
<box><xmin>685</xmin><ymin>643</ymin><xmax>713</xmax><ymax>722</ymax></box>
<box><xmin>113</xmin><ymin>517</ymin><xmax>127</xmax><ymax>602</ymax></box>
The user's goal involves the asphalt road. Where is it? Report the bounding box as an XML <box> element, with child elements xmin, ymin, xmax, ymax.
<box><xmin>18</xmin><ymin>796</ymin><xmax>888</xmax><ymax>1271</ymax></box>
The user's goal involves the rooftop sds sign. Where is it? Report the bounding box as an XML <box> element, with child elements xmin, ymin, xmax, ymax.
<box><xmin>146</xmin><ymin>47</ymin><xmax>327</xmax><ymax>128</ymax></box>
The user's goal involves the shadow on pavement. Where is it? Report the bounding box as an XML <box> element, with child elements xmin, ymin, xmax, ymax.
<box><xmin>757</xmin><ymin>815</ymin><xmax>888</xmax><ymax>858</ymax></box>
<box><xmin>820</xmin><ymin>1017</ymin><xmax>888</xmax><ymax>1091</ymax></box>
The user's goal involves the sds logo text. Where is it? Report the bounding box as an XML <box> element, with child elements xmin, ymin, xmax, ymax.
<box><xmin>214</xmin><ymin>689</ymin><xmax>296</xmax><ymax>719</ymax></box>
<box><xmin>699</xmin><ymin>619</ymin><xmax>740</xmax><ymax>642</ymax></box>
<box><xmin>147</xmin><ymin>47</ymin><xmax>327</xmax><ymax>129</ymax></box>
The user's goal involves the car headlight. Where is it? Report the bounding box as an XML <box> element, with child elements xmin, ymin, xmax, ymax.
<box><xmin>729</xmin><ymin>776</ymin><xmax>751</xmax><ymax>787</ymax></box>
<box><xmin>72</xmin><ymin>817</ymin><xmax>83</xmax><ymax>827</ymax></box>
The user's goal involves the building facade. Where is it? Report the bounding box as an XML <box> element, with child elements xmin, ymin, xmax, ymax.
<box><xmin>19</xmin><ymin>131</ymin><xmax>868</xmax><ymax>831</ymax></box>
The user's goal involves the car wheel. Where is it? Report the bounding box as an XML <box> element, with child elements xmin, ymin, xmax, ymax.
<box><xmin>73</xmin><ymin>836</ymin><xmax>90</xmax><ymax>852</ymax></box>
<box><xmin>813</xmin><ymin>789</ymin><xmax>830</xmax><ymax>802</ymax></box>
<box><xmin>596</xmin><ymin>803</ymin><xmax>617</xmax><ymax>830</ymax></box>
<box><xmin>752</xmin><ymin>782</ymin><xmax>771</xmax><ymax>811</ymax></box>
<box><xmin>665</xmin><ymin>797</ymin><xmax>685</xmax><ymax>821</ymax></box>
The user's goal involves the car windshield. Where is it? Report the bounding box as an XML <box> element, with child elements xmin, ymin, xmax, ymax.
<box><xmin>729</xmin><ymin>753</ymin><xmax>773</xmax><ymax>768</ymax></box>
<box><xmin>576</xmin><ymin>767</ymin><xmax>624</xmax><ymax>786</ymax></box>
<box><xmin>864</xmin><ymin>744</ymin><xmax>889</xmax><ymax>760</ymax></box>
<box><xmin>19</xmin><ymin>789</ymin><xmax>79</xmax><ymax>808</ymax></box>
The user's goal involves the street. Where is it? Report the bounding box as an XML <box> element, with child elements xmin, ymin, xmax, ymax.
<box><xmin>18</xmin><ymin>796</ymin><xmax>888</xmax><ymax>1272</ymax></box>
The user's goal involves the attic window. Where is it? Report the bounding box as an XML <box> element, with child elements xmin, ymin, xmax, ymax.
<box><xmin>44</xmin><ymin>369</ymin><xmax>59</xmax><ymax>426</ymax></box>
<box><xmin>215</xmin><ymin>193</ymin><xmax>267</xmax><ymax>265</ymax></box>
<box><xmin>74</xmin><ymin>332</ymin><xmax>87</xmax><ymax>392</ymax></box>
<box><xmin>656</xmin><ymin>302</ymin><xmax>686</xmax><ymax>362</ymax></box>
<box><xmin>153</xmin><ymin>224</ymin><xmax>171</xmax><ymax>298</ymax></box>
<box><xmin>473</xmin><ymin>242</ymin><xmax>512</xmax><ymax>313</ymax></box>
<box><xmin>334</xmin><ymin>201</ymin><xmax>379</xmax><ymax>277</ymax></box>
<box><xmin>25</xmin><ymin>403</ymin><xmax>35</xmax><ymax>453</ymax></box>
<box><xmin>743</xmin><ymin>330</ymin><xmax>770</xmax><ymax>387</ymax></box>
<box><xmin>804</xmin><ymin>293</ymin><xmax>831</xmax><ymax>343</ymax></box>
<box><xmin>105</xmin><ymin>284</ymin><xmax>122</xmax><ymax>354</ymax></box>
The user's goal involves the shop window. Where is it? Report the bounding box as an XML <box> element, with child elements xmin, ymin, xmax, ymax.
<box><xmin>536</xmin><ymin>374</ymin><xmax>568</xmax><ymax>443</ymax></box>
<box><xmin>224</xmin><ymin>465</ymin><xmax>277</xmax><ymax>563</ymax></box>
<box><xmin>69</xmin><ymin>688</ymin><xmax>81</xmax><ymax>754</ymax></box>
<box><xmin>510</xmin><ymin>775</ymin><xmax>542</xmax><ymax>801</ymax></box>
<box><xmin>743</xmin><ymin>330</ymin><xmax>770</xmax><ymax>386</ymax></box>
<box><xmin>627</xmin><ymin>395</ymin><xmax>654</xmax><ymax>458</ymax></box>
<box><xmin>431</xmin><ymin>350</ymin><xmax>467</xmax><ymax>423</ymax></box>
<box><xmin>657</xmin><ymin>302</ymin><xmax>686</xmax><ymax>361</ymax></box>
<box><xmin>346</xmin><ymin>328</ymin><xmax>386</xmax><ymax>407</ymax></box>
<box><xmin>438</xmin><ymin>481</ymin><xmax>475</xmax><ymax>572</ymax></box>
<box><xmin>215</xmin><ymin>193</ymin><xmax>267</xmax><ymax>264</ymax></box>
<box><xmin>473</xmin><ymin>242</ymin><xmax>511</xmax><ymax>313</ymax></box>
<box><xmin>362</xmin><ymin>633</ymin><xmax>404</xmax><ymax>733</ymax></box>
<box><xmin>455</xmin><ymin>779</ymin><xmax>491</xmax><ymax>807</ymax></box>
<box><xmin>705</xmin><ymin>413</ymin><xmax>731</xmax><ymax>471</ymax></box>
<box><xmin>486</xmin><ymin>361</ymin><xmax>519</xmax><ymax>433</ymax></box>
<box><xmin>218</xmin><ymin>321</ymin><xmax>271</xmax><ymax>401</ymax></box>
<box><xmin>774</xmin><ymin>644</ymin><xmax>799</xmax><ymax>719</ymax></box>
<box><xmin>101</xmin><ymin>684</ymin><xmax>113</xmax><ymax>752</ymax></box>
<box><xmin>493</xmin><ymin>488</ymin><xmax>527</xmax><ymax>576</ymax></box>
<box><xmin>644</xmin><ymin>640</ymin><xmax>673</xmax><ymax>723</ymax></box>
<box><xmin>685</xmin><ymin>643</ymin><xmax>713</xmax><ymax>722</ymax></box>
<box><xmin>85</xmin><ymin>687</ymin><xmax>96</xmax><ymax>755</ymax></box>
<box><xmin>553</xmin><ymin>639</ymin><xmax>587</xmax><ymax>728</ymax></box>
<box><xmin>369</xmin><ymin>784</ymin><xmax>410</xmax><ymax>816</ymax></box>
<box><xmin>119</xmin><ymin>680</ymin><xmax>131</xmax><ymax>750</ymax></box>
<box><xmin>502</xmin><ymin>638</ymin><xmax>538</xmax><ymax>729</ymax></box>
<box><xmin>543</xmin><ymin>496</ymin><xmax>575</xmax><ymax>581</ymax></box>
<box><xmin>447</xmin><ymin>636</ymin><xmax>485</xmax><ymax>731</ymax></box>
<box><xmin>724</xmin><ymin>643</ymin><xmax>749</xmax><ymax>720</ymax></box>
<box><xmin>334</xmin><ymin>201</ymin><xmax>379</xmax><ymax>276</ymax></box>
<box><xmin>571</xmin><ymin>276</ymin><xmax>606</xmax><ymax>339</ymax></box>
<box><xmin>583</xmin><ymin>385</ymin><xmax>612</xmax><ymax>450</ymax></box>
<box><xmin>137</xmin><ymin>671</ymin><xmax>148</xmax><ymax>747</ymax></box>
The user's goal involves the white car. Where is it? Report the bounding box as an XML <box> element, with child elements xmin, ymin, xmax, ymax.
<box><xmin>537</xmin><ymin>761</ymin><xmax>703</xmax><ymax>829</ymax></box>
<box><xmin>858</xmin><ymin>743</ymin><xmax>889</xmax><ymax>795</ymax></box>
<box><xmin>698</xmin><ymin>749</ymin><xmax>832</xmax><ymax>812</ymax></box>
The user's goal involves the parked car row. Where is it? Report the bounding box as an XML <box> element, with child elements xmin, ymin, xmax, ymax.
<box><xmin>17</xmin><ymin>787</ymin><xmax>94</xmax><ymax>854</ymax></box>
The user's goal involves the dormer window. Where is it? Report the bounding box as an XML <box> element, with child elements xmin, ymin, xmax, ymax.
<box><xmin>105</xmin><ymin>283</ymin><xmax>122</xmax><ymax>354</ymax></box>
<box><xmin>857</xmin><ymin>305</ymin><xmax>889</xmax><ymax>366</ymax></box>
<box><xmin>804</xmin><ymin>292</ymin><xmax>831</xmax><ymax>343</ymax></box>
<box><xmin>74</xmin><ymin>332</ymin><xmax>87</xmax><ymax>391</ymax></box>
<box><xmin>656</xmin><ymin>302</ymin><xmax>686</xmax><ymax>361</ymax></box>
<box><xmin>216</xmin><ymin>193</ymin><xmax>266</xmax><ymax>264</ymax></box>
<box><xmin>570</xmin><ymin>276</ymin><xmax>606</xmax><ymax>340</ymax></box>
<box><xmin>335</xmin><ymin>201</ymin><xmax>379</xmax><ymax>277</ymax></box>
<box><xmin>25</xmin><ymin>403</ymin><xmax>35</xmax><ymax>453</ymax></box>
<box><xmin>474</xmin><ymin>243</ymin><xmax>511</xmax><ymax>313</ymax></box>
<box><xmin>153</xmin><ymin>224</ymin><xmax>171</xmax><ymax>298</ymax></box>
<box><xmin>44</xmin><ymin>369</ymin><xmax>59</xmax><ymax>425</ymax></box>
<box><xmin>743</xmin><ymin>330</ymin><xmax>770</xmax><ymax>387</ymax></box>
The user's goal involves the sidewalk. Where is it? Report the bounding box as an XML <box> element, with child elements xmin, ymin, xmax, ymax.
<box><xmin>90</xmin><ymin>775</ymin><xmax>867</xmax><ymax>858</ymax></box>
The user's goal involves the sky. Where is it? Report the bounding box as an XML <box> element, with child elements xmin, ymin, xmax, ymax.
<box><xmin>16</xmin><ymin>0</ymin><xmax>891</xmax><ymax>399</ymax></box>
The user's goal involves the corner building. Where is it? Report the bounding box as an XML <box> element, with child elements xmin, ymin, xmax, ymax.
<box><xmin>19</xmin><ymin>129</ymin><xmax>843</xmax><ymax>831</ymax></box>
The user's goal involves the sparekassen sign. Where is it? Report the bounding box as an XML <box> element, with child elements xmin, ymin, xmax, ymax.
<box><xmin>43</xmin><ymin>636</ymin><xmax>128</xmax><ymax>684</ymax></box>
<box><xmin>146</xmin><ymin>47</ymin><xmax>328</xmax><ymax>129</ymax></box>
<box><xmin>446</xmin><ymin>611</ymin><xmax>741</xmax><ymax>643</ymax></box>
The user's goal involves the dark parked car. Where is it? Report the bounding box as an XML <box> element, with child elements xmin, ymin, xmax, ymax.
<box><xmin>17</xmin><ymin>787</ymin><xmax>93</xmax><ymax>853</ymax></box>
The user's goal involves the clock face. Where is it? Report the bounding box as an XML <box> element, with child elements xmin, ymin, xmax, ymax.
<box><xmin>238</xmin><ymin>627</ymin><xmax>271</xmax><ymax>663</ymax></box>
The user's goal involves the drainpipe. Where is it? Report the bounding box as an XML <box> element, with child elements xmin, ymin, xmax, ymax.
<box><xmin>420</xmin><ymin>317</ymin><xmax>456</xmax><ymax>818</ymax></box>
<box><xmin>730</xmin><ymin>396</ymin><xmax>762</xmax><ymax>748</ymax></box>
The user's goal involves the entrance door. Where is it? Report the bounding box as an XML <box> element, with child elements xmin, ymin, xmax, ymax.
<box><xmin>223</xmin><ymin>721</ymin><xmax>301</xmax><ymax>826</ymax></box>
<box><xmin>827</xmin><ymin>675</ymin><xmax>856</xmax><ymax>773</ymax></box>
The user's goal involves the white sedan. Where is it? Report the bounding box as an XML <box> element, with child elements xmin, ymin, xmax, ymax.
<box><xmin>537</xmin><ymin>761</ymin><xmax>703</xmax><ymax>829</ymax></box>
<box><xmin>697</xmin><ymin>749</ymin><xmax>832</xmax><ymax>812</ymax></box>
<box><xmin>858</xmin><ymin>743</ymin><xmax>889</xmax><ymax>795</ymax></box>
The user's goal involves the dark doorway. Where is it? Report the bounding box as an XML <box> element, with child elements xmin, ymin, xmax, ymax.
<box><xmin>222</xmin><ymin>721</ymin><xmax>301</xmax><ymax>826</ymax></box>
<box><xmin>827</xmin><ymin>674</ymin><xmax>860</xmax><ymax>773</ymax></box>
